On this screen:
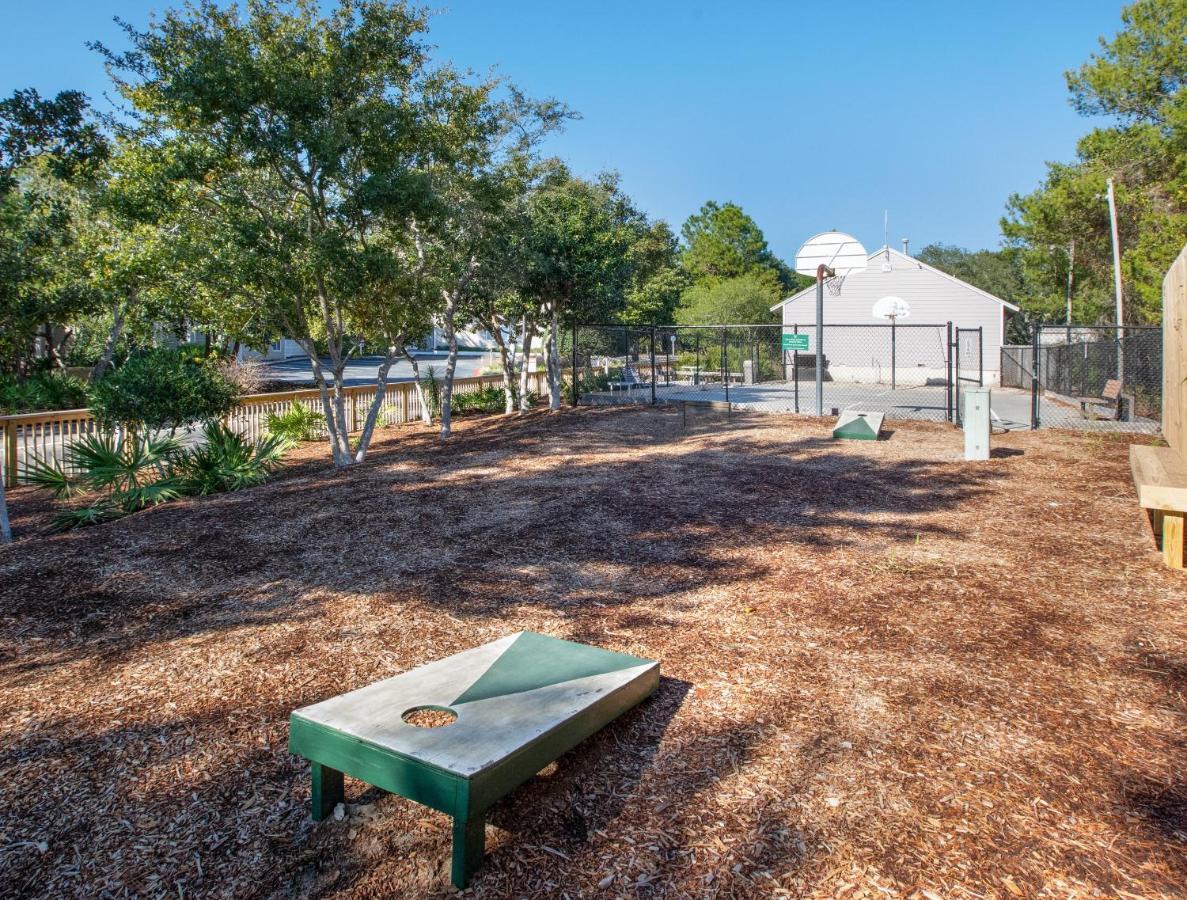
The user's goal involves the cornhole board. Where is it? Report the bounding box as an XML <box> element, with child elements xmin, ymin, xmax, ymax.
<box><xmin>833</xmin><ymin>410</ymin><xmax>884</xmax><ymax>441</ymax></box>
<box><xmin>289</xmin><ymin>631</ymin><xmax>660</xmax><ymax>888</ymax></box>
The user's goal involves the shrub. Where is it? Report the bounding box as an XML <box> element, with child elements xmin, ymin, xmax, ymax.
<box><xmin>265</xmin><ymin>403</ymin><xmax>324</xmax><ymax>445</ymax></box>
<box><xmin>216</xmin><ymin>358</ymin><xmax>268</xmax><ymax>395</ymax></box>
<box><xmin>89</xmin><ymin>349</ymin><xmax>239</xmax><ymax>433</ymax></box>
<box><xmin>24</xmin><ymin>432</ymin><xmax>185</xmax><ymax>530</ymax></box>
<box><xmin>0</xmin><ymin>371</ymin><xmax>89</xmax><ymax>414</ymax></box>
<box><xmin>452</xmin><ymin>385</ymin><xmax>507</xmax><ymax>416</ymax></box>
<box><xmin>419</xmin><ymin>366</ymin><xmax>441</xmax><ymax>420</ymax></box>
<box><xmin>174</xmin><ymin>423</ymin><xmax>286</xmax><ymax>495</ymax></box>
<box><xmin>26</xmin><ymin>424</ymin><xmax>288</xmax><ymax>530</ymax></box>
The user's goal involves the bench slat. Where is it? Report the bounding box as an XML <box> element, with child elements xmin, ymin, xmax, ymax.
<box><xmin>1130</xmin><ymin>444</ymin><xmax>1187</xmax><ymax>513</ymax></box>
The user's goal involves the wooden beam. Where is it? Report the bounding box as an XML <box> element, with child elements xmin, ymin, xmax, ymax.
<box><xmin>1164</xmin><ymin>512</ymin><xmax>1185</xmax><ymax>569</ymax></box>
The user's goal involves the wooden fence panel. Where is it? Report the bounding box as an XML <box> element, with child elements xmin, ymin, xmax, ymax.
<box><xmin>1165</xmin><ymin>243</ymin><xmax>1187</xmax><ymax>458</ymax></box>
<box><xmin>1</xmin><ymin>371</ymin><xmax>548</xmax><ymax>487</ymax></box>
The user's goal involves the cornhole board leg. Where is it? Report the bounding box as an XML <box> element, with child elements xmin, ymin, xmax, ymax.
<box><xmin>452</xmin><ymin>815</ymin><xmax>486</xmax><ymax>889</ymax></box>
<box><xmin>311</xmin><ymin>762</ymin><xmax>344</xmax><ymax>821</ymax></box>
<box><xmin>833</xmin><ymin>410</ymin><xmax>884</xmax><ymax>441</ymax></box>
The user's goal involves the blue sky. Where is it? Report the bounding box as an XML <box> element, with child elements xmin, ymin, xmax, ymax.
<box><xmin>1</xmin><ymin>1</ymin><xmax>1125</xmax><ymax>260</ymax></box>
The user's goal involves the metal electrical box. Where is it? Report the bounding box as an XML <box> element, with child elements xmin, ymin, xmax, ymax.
<box><xmin>962</xmin><ymin>387</ymin><xmax>991</xmax><ymax>460</ymax></box>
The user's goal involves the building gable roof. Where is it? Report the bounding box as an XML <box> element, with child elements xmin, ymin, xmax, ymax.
<box><xmin>771</xmin><ymin>246</ymin><xmax>1020</xmax><ymax>312</ymax></box>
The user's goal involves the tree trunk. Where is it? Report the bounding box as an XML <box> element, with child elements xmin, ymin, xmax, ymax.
<box><xmin>91</xmin><ymin>296</ymin><xmax>130</xmax><ymax>382</ymax></box>
<box><xmin>0</xmin><ymin>477</ymin><xmax>11</xmax><ymax>544</ymax></box>
<box><xmin>518</xmin><ymin>314</ymin><xmax>534</xmax><ymax>414</ymax></box>
<box><xmin>439</xmin><ymin>289</ymin><xmax>460</xmax><ymax>439</ymax></box>
<box><xmin>298</xmin><ymin>339</ymin><xmax>353</xmax><ymax>467</ymax></box>
<box><xmin>353</xmin><ymin>349</ymin><xmax>399</xmax><ymax>463</ymax></box>
<box><xmin>546</xmin><ymin>302</ymin><xmax>562</xmax><ymax>411</ymax></box>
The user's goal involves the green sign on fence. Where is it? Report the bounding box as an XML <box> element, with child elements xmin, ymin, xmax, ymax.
<box><xmin>781</xmin><ymin>333</ymin><xmax>809</xmax><ymax>351</ymax></box>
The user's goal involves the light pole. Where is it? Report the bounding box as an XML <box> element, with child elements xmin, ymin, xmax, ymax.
<box><xmin>1106</xmin><ymin>178</ymin><xmax>1124</xmax><ymax>382</ymax></box>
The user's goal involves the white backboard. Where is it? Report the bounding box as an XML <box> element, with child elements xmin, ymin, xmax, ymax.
<box><xmin>872</xmin><ymin>295</ymin><xmax>911</xmax><ymax>320</ymax></box>
<box><xmin>794</xmin><ymin>231</ymin><xmax>869</xmax><ymax>277</ymax></box>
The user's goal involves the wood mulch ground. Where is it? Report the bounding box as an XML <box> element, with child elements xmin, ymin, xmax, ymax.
<box><xmin>1</xmin><ymin>406</ymin><xmax>1185</xmax><ymax>899</ymax></box>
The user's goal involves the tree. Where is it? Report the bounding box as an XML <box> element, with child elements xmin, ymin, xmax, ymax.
<box><xmin>0</xmin><ymin>89</ymin><xmax>109</xmax><ymax>376</ymax></box>
<box><xmin>675</xmin><ymin>270</ymin><xmax>782</xmax><ymax>326</ymax></box>
<box><xmin>621</xmin><ymin>220</ymin><xmax>685</xmax><ymax>325</ymax></box>
<box><xmin>101</xmin><ymin>0</ymin><xmax>502</xmax><ymax>466</ymax></box>
<box><xmin>680</xmin><ymin>201</ymin><xmax>794</xmax><ymax>289</ymax></box>
<box><xmin>1002</xmin><ymin>0</ymin><xmax>1187</xmax><ymax>326</ymax></box>
<box><xmin>516</xmin><ymin>165</ymin><xmax>647</xmax><ymax>410</ymax></box>
<box><xmin>0</xmin><ymin>88</ymin><xmax>107</xmax><ymax>545</ymax></box>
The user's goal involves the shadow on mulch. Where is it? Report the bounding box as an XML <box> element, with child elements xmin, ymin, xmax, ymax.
<box><xmin>0</xmin><ymin>408</ymin><xmax>1002</xmax><ymax>679</ymax></box>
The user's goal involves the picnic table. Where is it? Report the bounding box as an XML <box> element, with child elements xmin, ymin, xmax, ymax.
<box><xmin>289</xmin><ymin>631</ymin><xmax>660</xmax><ymax>888</ymax></box>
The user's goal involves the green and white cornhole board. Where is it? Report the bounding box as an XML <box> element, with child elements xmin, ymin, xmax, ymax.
<box><xmin>832</xmin><ymin>410</ymin><xmax>884</xmax><ymax>441</ymax></box>
<box><xmin>289</xmin><ymin>631</ymin><xmax>660</xmax><ymax>888</ymax></box>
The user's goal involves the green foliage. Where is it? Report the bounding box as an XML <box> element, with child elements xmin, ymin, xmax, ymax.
<box><xmin>88</xmin><ymin>349</ymin><xmax>239</xmax><ymax>432</ymax></box>
<box><xmin>1</xmin><ymin>88</ymin><xmax>109</xmax><ymax>376</ymax></box>
<box><xmin>0</xmin><ymin>370</ymin><xmax>88</xmax><ymax>413</ymax></box>
<box><xmin>518</xmin><ymin>166</ymin><xmax>648</xmax><ymax>327</ymax></box>
<box><xmin>451</xmin><ymin>385</ymin><xmax>508</xmax><ymax>416</ymax></box>
<box><xmin>419</xmin><ymin>366</ymin><xmax>442</xmax><ymax>420</ymax></box>
<box><xmin>676</xmin><ymin>271</ymin><xmax>783</xmax><ymax>326</ymax></box>
<box><xmin>1003</xmin><ymin>0</ymin><xmax>1187</xmax><ymax>326</ymax></box>
<box><xmin>174</xmin><ymin>423</ymin><xmax>286</xmax><ymax>495</ymax></box>
<box><xmin>28</xmin><ymin>425</ymin><xmax>286</xmax><ymax>530</ymax></box>
<box><xmin>265</xmin><ymin>403</ymin><xmax>324</xmax><ymax>446</ymax></box>
<box><xmin>680</xmin><ymin>201</ymin><xmax>795</xmax><ymax>290</ymax></box>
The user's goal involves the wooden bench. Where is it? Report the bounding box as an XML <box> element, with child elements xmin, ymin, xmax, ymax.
<box><xmin>1079</xmin><ymin>378</ymin><xmax>1126</xmax><ymax>420</ymax></box>
<box><xmin>1130</xmin><ymin>444</ymin><xmax>1187</xmax><ymax>569</ymax></box>
<box><xmin>289</xmin><ymin>631</ymin><xmax>659</xmax><ymax>888</ymax></box>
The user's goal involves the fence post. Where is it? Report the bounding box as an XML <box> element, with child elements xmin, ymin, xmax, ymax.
<box><xmin>649</xmin><ymin>326</ymin><xmax>657</xmax><ymax>406</ymax></box>
<box><xmin>946</xmin><ymin>322</ymin><xmax>953</xmax><ymax>422</ymax></box>
<box><xmin>1031</xmin><ymin>325</ymin><xmax>1041</xmax><ymax>429</ymax></box>
<box><xmin>793</xmin><ymin>324</ymin><xmax>800</xmax><ymax>413</ymax></box>
<box><xmin>571</xmin><ymin>321</ymin><xmax>579</xmax><ymax>407</ymax></box>
<box><xmin>721</xmin><ymin>328</ymin><xmax>730</xmax><ymax>414</ymax></box>
<box><xmin>977</xmin><ymin>327</ymin><xmax>984</xmax><ymax>386</ymax></box>
<box><xmin>4</xmin><ymin>420</ymin><xmax>16</xmax><ymax>486</ymax></box>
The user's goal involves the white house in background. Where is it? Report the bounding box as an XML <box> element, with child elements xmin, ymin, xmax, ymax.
<box><xmin>771</xmin><ymin>245</ymin><xmax>1019</xmax><ymax>383</ymax></box>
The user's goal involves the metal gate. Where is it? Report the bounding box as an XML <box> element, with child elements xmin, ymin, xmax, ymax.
<box><xmin>953</xmin><ymin>327</ymin><xmax>983</xmax><ymax>426</ymax></box>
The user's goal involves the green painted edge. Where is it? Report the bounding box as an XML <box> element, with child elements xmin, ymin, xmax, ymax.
<box><xmin>469</xmin><ymin>662</ymin><xmax>661</xmax><ymax>812</ymax></box>
<box><xmin>453</xmin><ymin>631</ymin><xmax>655</xmax><ymax>706</ymax></box>
<box><xmin>289</xmin><ymin>715</ymin><xmax>468</xmax><ymax>817</ymax></box>
<box><xmin>833</xmin><ymin>415</ymin><xmax>880</xmax><ymax>441</ymax></box>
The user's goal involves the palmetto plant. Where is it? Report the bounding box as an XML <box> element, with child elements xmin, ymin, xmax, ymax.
<box><xmin>25</xmin><ymin>432</ymin><xmax>185</xmax><ymax>531</ymax></box>
<box><xmin>174</xmin><ymin>423</ymin><xmax>286</xmax><ymax>495</ymax></box>
<box><xmin>25</xmin><ymin>425</ymin><xmax>287</xmax><ymax>531</ymax></box>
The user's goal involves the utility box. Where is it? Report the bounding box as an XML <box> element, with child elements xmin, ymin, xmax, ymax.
<box><xmin>742</xmin><ymin>359</ymin><xmax>754</xmax><ymax>385</ymax></box>
<box><xmin>962</xmin><ymin>387</ymin><xmax>991</xmax><ymax>460</ymax></box>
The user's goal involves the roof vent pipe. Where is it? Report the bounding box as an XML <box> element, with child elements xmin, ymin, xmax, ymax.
<box><xmin>901</xmin><ymin>237</ymin><xmax>910</xmax><ymax>257</ymax></box>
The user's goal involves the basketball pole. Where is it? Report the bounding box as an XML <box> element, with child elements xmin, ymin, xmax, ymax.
<box><xmin>815</xmin><ymin>263</ymin><xmax>834</xmax><ymax>417</ymax></box>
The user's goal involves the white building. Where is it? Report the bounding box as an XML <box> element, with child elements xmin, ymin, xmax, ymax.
<box><xmin>771</xmin><ymin>246</ymin><xmax>1019</xmax><ymax>384</ymax></box>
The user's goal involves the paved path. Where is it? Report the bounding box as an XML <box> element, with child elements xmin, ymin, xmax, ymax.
<box><xmin>587</xmin><ymin>380</ymin><xmax>1160</xmax><ymax>433</ymax></box>
<box><xmin>262</xmin><ymin>351</ymin><xmax>494</xmax><ymax>387</ymax></box>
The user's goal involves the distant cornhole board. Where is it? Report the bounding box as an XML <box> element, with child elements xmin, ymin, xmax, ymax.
<box><xmin>833</xmin><ymin>410</ymin><xmax>884</xmax><ymax>441</ymax></box>
<box><xmin>289</xmin><ymin>631</ymin><xmax>660</xmax><ymax>888</ymax></box>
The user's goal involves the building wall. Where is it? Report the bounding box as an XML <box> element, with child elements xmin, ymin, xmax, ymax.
<box><xmin>778</xmin><ymin>247</ymin><xmax>1010</xmax><ymax>383</ymax></box>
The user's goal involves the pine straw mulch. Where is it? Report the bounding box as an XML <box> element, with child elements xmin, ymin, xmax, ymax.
<box><xmin>1</xmin><ymin>406</ymin><xmax>1185</xmax><ymax>899</ymax></box>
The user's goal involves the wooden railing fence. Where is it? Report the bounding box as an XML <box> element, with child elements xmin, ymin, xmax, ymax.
<box><xmin>1</xmin><ymin>372</ymin><xmax>544</xmax><ymax>487</ymax></box>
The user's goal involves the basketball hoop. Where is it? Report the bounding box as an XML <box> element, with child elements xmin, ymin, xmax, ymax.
<box><xmin>793</xmin><ymin>231</ymin><xmax>869</xmax><ymax>416</ymax></box>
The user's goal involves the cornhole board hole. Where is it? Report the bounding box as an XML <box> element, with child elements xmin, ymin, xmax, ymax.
<box><xmin>289</xmin><ymin>631</ymin><xmax>660</xmax><ymax>888</ymax></box>
<box><xmin>833</xmin><ymin>410</ymin><xmax>884</xmax><ymax>441</ymax></box>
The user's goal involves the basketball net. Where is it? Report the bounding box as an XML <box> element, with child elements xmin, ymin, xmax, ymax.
<box><xmin>825</xmin><ymin>273</ymin><xmax>846</xmax><ymax>296</ymax></box>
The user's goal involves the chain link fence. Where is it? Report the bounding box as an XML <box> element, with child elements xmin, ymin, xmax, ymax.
<box><xmin>1000</xmin><ymin>325</ymin><xmax>1161</xmax><ymax>432</ymax></box>
<box><xmin>570</xmin><ymin>323</ymin><xmax>968</xmax><ymax>424</ymax></box>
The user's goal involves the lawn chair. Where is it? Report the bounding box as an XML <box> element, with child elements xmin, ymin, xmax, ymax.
<box><xmin>609</xmin><ymin>365</ymin><xmax>643</xmax><ymax>396</ymax></box>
